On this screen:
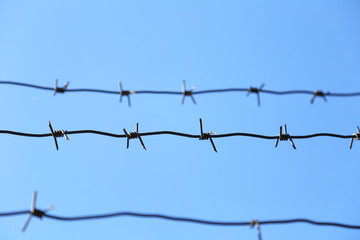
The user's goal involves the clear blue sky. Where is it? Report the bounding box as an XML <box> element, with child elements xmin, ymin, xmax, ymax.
<box><xmin>0</xmin><ymin>1</ymin><xmax>359</xmax><ymax>239</ymax></box>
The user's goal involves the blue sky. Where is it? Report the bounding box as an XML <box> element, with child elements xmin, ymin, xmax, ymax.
<box><xmin>0</xmin><ymin>1</ymin><xmax>359</xmax><ymax>239</ymax></box>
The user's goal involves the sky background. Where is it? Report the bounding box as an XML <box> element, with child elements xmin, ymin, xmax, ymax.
<box><xmin>0</xmin><ymin>1</ymin><xmax>359</xmax><ymax>239</ymax></box>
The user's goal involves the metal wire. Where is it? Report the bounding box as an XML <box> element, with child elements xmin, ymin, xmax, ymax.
<box><xmin>0</xmin><ymin>129</ymin><xmax>355</xmax><ymax>140</ymax></box>
<box><xmin>1</xmin><ymin>81</ymin><xmax>360</xmax><ymax>106</ymax></box>
<box><xmin>0</xmin><ymin>130</ymin><xmax>354</xmax><ymax>139</ymax></box>
<box><xmin>0</xmin><ymin>121</ymin><xmax>359</xmax><ymax>151</ymax></box>
<box><xmin>2</xmin><ymin>192</ymin><xmax>359</xmax><ymax>238</ymax></box>
<box><xmin>1</xmin><ymin>209</ymin><xmax>359</xmax><ymax>230</ymax></box>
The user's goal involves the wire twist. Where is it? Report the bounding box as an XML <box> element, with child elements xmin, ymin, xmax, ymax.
<box><xmin>349</xmin><ymin>126</ymin><xmax>360</xmax><ymax>149</ymax></box>
<box><xmin>247</xmin><ymin>84</ymin><xmax>264</xmax><ymax>106</ymax></box>
<box><xmin>123</xmin><ymin>123</ymin><xmax>146</xmax><ymax>150</ymax></box>
<box><xmin>275</xmin><ymin>125</ymin><xmax>296</xmax><ymax>149</ymax></box>
<box><xmin>250</xmin><ymin>219</ymin><xmax>262</xmax><ymax>240</ymax></box>
<box><xmin>53</xmin><ymin>79</ymin><xmax>69</xmax><ymax>95</ymax></box>
<box><xmin>199</xmin><ymin>118</ymin><xmax>217</xmax><ymax>152</ymax></box>
<box><xmin>48</xmin><ymin>121</ymin><xmax>69</xmax><ymax>150</ymax></box>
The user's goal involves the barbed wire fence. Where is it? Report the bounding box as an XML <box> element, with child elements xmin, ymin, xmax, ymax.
<box><xmin>1</xmin><ymin>80</ymin><xmax>360</xmax><ymax>106</ymax></box>
<box><xmin>1</xmin><ymin>80</ymin><xmax>360</xmax><ymax>239</ymax></box>
<box><xmin>0</xmin><ymin>120</ymin><xmax>359</xmax><ymax>151</ymax></box>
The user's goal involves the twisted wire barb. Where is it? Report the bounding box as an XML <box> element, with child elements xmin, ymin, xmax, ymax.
<box><xmin>1</xmin><ymin>81</ymin><xmax>360</xmax><ymax>106</ymax></box>
<box><xmin>0</xmin><ymin>121</ymin><xmax>358</xmax><ymax>151</ymax></box>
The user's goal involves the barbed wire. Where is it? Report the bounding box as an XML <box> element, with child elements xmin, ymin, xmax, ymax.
<box><xmin>1</xmin><ymin>192</ymin><xmax>359</xmax><ymax>234</ymax></box>
<box><xmin>0</xmin><ymin>120</ymin><xmax>359</xmax><ymax>151</ymax></box>
<box><xmin>0</xmin><ymin>80</ymin><xmax>360</xmax><ymax>106</ymax></box>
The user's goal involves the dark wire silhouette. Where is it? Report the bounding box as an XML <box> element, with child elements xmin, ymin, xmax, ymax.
<box><xmin>42</xmin><ymin>213</ymin><xmax>360</xmax><ymax>229</ymax></box>
<box><xmin>1</xmin><ymin>210</ymin><xmax>360</xmax><ymax>230</ymax></box>
<box><xmin>2</xmin><ymin>191</ymin><xmax>359</xmax><ymax>240</ymax></box>
<box><xmin>1</xmin><ymin>80</ymin><xmax>360</xmax><ymax>106</ymax></box>
<box><xmin>0</xmin><ymin>120</ymin><xmax>359</xmax><ymax>151</ymax></box>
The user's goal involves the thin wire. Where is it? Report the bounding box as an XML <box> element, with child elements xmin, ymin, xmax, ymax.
<box><xmin>0</xmin><ymin>210</ymin><xmax>29</xmax><ymax>217</ymax></box>
<box><xmin>0</xmin><ymin>126</ymin><xmax>358</xmax><ymax>152</ymax></box>
<box><xmin>1</xmin><ymin>81</ymin><xmax>360</xmax><ymax>99</ymax></box>
<box><xmin>0</xmin><ymin>209</ymin><xmax>359</xmax><ymax>229</ymax></box>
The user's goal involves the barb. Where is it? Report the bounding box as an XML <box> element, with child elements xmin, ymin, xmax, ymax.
<box><xmin>349</xmin><ymin>126</ymin><xmax>360</xmax><ymax>149</ymax></box>
<box><xmin>53</xmin><ymin>79</ymin><xmax>69</xmax><ymax>96</ymax></box>
<box><xmin>247</xmin><ymin>84</ymin><xmax>264</xmax><ymax>106</ymax></box>
<box><xmin>275</xmin><ymin>125</ymin><xmax>296</xmax><ymax>149</ymax></box>
<box><xmin>22</xmin><ymin>191</ymin><xmax>53</xmax><ymax>232</ymax></box>
<box><xmin>1</xmin><ymin>208</ymin><xmax>359</xmax><ymax>230</ymax></box>
<box><xmin>310</xmin><ymin>90</ymin><xmax>327</xmax><ymax>104</ymax></box>
<box><xmin>123</xmin><ymin>122</ymin><xmax>146</xmax><ymax>150</ymax></box>
<box><xmin>199</xmin><ymin>118</ymin><xmax>217</xmax><ymax>152</ymax></box>
<box><xmin>1</xmin><ymin>81</ymin><xmax>359</xmax><ymax>106</ymax></box>
<box><xmin>119</xmin><ymin>81</ymin><xmax>135</xmax><ymax>107</ymax></box>
<box><xmin>250</xmin><ymin>219</ymin><xmax>262</xmax><ymax>240</ymax></box>
<box><xmin>48</xmin><ymin>121</ymin><xmax>69</xmax><ymax>150</ymax></box>
<box><xmin>0</xmin><ymin>121</ymin><xmax>358</xmax><ymax>151</ymax></box>
<box><xmin>181</xmin><ymin>80</ymin><xmax>196</xmax><ymax>104</ymax></box>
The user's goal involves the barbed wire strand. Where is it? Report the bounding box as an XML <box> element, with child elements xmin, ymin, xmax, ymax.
<box><xmin>1</xmin><ymin>80</ymin><xmax>360</xmax><ymax>106</ymax></box>
<box><xmin>1</xmin><ymin>209</ymin><xmax>360</xmax><ymax>229</ymax></box>
<box><xmin>0</xmin><ymin>120</ymin><xmax>359</xmax><ymax>151</ymax></box>
<box><xmin>1</xmin><ymin>191</ymin><xmax>359</xmax><ymax>238</ymax></box>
